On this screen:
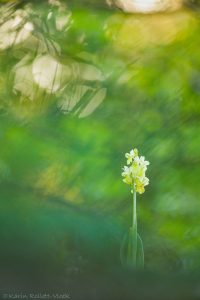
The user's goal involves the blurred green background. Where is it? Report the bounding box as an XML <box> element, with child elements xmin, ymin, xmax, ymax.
<box><xmin>0</xmin><ymin>0</ymin><xmax>200</xmax><ymax>294</ymax></box>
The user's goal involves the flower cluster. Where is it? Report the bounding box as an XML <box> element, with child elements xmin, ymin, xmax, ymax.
<box><xmin>122</xmin><ymin>148</ymin><xmax>149</xmax><ymax>194</ymax></box>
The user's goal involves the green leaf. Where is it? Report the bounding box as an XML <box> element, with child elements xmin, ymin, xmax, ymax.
<box><xmin>120</xmin><ymin>226</ymin><xmax>137</xmax><ymax>268</ymax></box>
<box><xmin>137</xmin><ymin>233</ymin><xmax>144</xmax><ymax>268</ymax></box>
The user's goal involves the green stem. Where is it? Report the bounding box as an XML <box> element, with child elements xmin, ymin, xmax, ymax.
<box><xmin>132</xmin><ymin>186</ymin><xmax>137</xmax><ymax>231</ymax></box>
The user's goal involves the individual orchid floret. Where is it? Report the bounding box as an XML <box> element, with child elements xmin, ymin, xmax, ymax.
<box><xmin>125</xmin><ymin>148</ymin><xmax>138</xmax><ymax>165</ymax></box>
<box><xmin>122</xmin><ymin>166</ymin><xmax>132</xmax><ymax>185</ymax></box>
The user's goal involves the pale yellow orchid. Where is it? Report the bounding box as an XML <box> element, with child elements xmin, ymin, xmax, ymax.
<box><xmin>122</xmin><ymin>148</ymin><xmax>149</xmax><ymax>194</ymax></box>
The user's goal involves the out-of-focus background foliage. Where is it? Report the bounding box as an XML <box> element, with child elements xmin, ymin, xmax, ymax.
<box><xmin>1</xmin><ymin>0</ymin><xmax>200</xmax><ymax>295</ymax></box>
